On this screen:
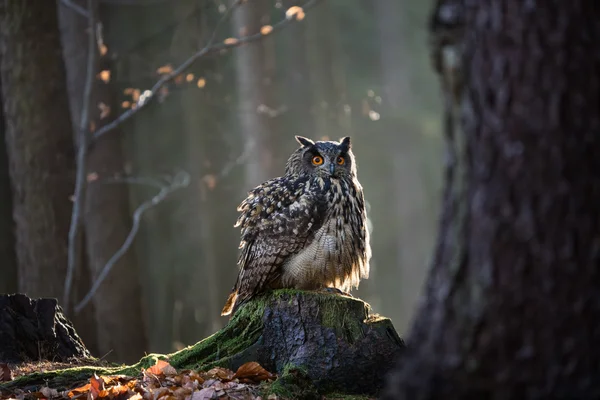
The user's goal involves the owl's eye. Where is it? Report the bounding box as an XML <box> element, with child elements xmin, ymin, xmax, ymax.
<box><xmin>312</xmin><ymin>155</ymin><xmax>324</xmax><ymax>165</ymax></box>
<box><xmin>337</xmin><ymin>156</ymin><xmax>345</xmax><ymax>165</ymax></box>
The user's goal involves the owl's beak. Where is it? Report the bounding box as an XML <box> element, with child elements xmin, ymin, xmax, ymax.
<box><xmin>329</xmin><ymin>163</ymin><xmax>335</xmax><ymax>175</ymax></box>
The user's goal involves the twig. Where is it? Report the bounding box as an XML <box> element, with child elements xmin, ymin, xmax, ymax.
<box><xmin>64</xmin><ymin>0</ymin><xmax>96</xmax><ymax>311</ymax></box>
<box><xmin>91</xmin><ymin>0</ymin><xmax>321</xmax><ymax>144</ymax></box>
<box><xmin>61</xmin><ymin>0</ymin><xmax>90</xmax><ymax>18</ymax></box>
<box><xmin>74</xmin><ymin>171</ymin><xmax>191</xmax><ymax>314</ymax></box>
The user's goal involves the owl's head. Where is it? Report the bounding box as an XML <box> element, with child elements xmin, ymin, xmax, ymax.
<box><xmin>285</xmin><ymin>136</ymin><xmax>357</xmax><ymax>179</ymax></box>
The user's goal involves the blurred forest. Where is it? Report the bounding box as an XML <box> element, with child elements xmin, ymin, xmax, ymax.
<box><xmin>0</xmin><ymin>0</ymin><xmax>442</xmax><ymax>363</ymax></box>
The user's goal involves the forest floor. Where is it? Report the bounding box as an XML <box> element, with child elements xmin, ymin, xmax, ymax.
<box><xmin>0</xmin><ymin>358</ymin><xmax>373</xmax><ymax>400</ymax></box>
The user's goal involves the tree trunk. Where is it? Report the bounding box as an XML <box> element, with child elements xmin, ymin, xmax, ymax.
<box><xmin>233</xmin><ymin>0</ymin><xmax>281</xmax><ymax>187</ymax></box>
<box><xmin>0</xmin><ymin>59</ymin><xmax>17</xmax><ymax>294</ymax></box>
<box><xmin>0</xmin><ymin>0</ymin><xmax>75</xmax><ymax>298</ymax></box>
<box><xmin>385</xmin><ymin>1</ymin><xmax>600</xmax><ymax>398</ymax></box>
<box><xmin>58</xmin><ymin>0</ymin><xmax>148</xmax><ymax>364</ymax></box>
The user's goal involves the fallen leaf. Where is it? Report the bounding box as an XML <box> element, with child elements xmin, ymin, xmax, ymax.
<box><xmin>0</xmin><ymin>363</ymin><xmax>12</xmax><ymax>382</ymax></box>
<box><xmin>223</xmin><ymin>37</ymin><xmax>239</xmax><ymax>45</ymax></box>
<box><xmin>205</xmin><ymin>367</ymin><xmax>234</xmax><ymax>382</ymax></box>
<box><xmin>260</xmin><ymin>25</ymin><xmax>273</xmax><ymax>35</ymax></box>
<box><xmin>146</xmin><ymin>359</ymin><xmax>176</xmax><ymax>376</ymax></box>
<box><xmin>190</xmin><ymin>387</ymin><xmax>215</xmax><ymax>400</ymax></box>
<box><xmin>89</xmin><ymin>374</ymin><xmax>105</xmax><ymax>400</ymax></box>
<box><xmin>97</xmin><ymin>70</ymin><xmax>110</xmax><ymax>83</ymax></box>
<box><xmin>233</xmin><ymin>362</ymin><xmax>275</xmax><ymax>384</ymax></box>
<box><xmin>40</xmin><ymin>386</ymin><xmax>59</xmax><ymax>398</ymax></box>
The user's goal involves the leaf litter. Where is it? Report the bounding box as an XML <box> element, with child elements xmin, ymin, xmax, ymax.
<box><xmin>1</xmin><ymin>360</ymin><xmax>276</xmax><ymax>400</ymax></box>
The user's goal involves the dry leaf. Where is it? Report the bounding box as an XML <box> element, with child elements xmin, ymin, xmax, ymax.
<box><xmin>260</xmin><ymin>25</ymin><xmax>273</xmax><ymax>35</ymax></box>
<box><xmin>190</xmin><ymin>387</ymin><xmax>216</xmax><ymax>400</ymax></box>
<box><xmin>205</xmin><ymin>367</ymin><xmax>234</xmax><ymax>382</ymax></box>
<box><xmin>146</xmin><ymin>359</ymin><xmax>169</xmax><ymax>376</ymax></box>
<box><xmin>285</xmin><ymin>6</ymin><xmax>305</xmax><ymax>20</ymax></box>
<box><xmin>197</xmin><ymin>78</ymin><xmax>206</xmax><ymax>88</ymax></box>
<box><xmin>40</xmin><ymin>386</ymin><xmax>59</xmax><ymax>398</ymax></box>
<box><xmin>98</xmin><ymin>102</ymin><xmax>110</xmax><ymax>119</ymax></box>
<box><xmin>0</xmin><ymin>363</ymin><xmax>13</xmax><ymax>382</ymax></box>
<box><xmin>156</xmin><ymin>64</ymin><xmax>174</xmax><ymax>75</ymax></box>
<box><xmin>233</xmin><ymin>362</ymin><xmax>275</xmax><ymax>384</ymax></box>
<box><xmin>122</xmin><ymin>101</ymin><xmax>131</xmax><ymax>109</ymax></box>
<box><xmin>99</xmin><ymin>43</ymin><xmax>108</xmax><ymax>56</ymax></box>
<box><xmin>186</xmin><ymin>73</ymin><xmax>195</xmax><ymax>82</ymax></box>
<box><xmin>223</xmin><ymin>37</ymin><xmax>239</xmax><ymax>45</ymax></box>
<box><xmin>97</xmin><ymin>70</ymin><xmax>111</xmax><ymax>83</ymax></box>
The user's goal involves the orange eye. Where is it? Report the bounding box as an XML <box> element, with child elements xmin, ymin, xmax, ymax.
<box><xmin>337</xmin><ymin>156</ymin><xmax>345</xmax><ymax>165</ymax></box>
<box><xmin>312</xmin><ymin>155</ymin><xmax>324</xmax><ymax>165</ymax></box>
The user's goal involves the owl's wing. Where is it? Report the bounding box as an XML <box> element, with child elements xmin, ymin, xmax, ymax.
<box><xmin>221</xmin><ymin>176</ymin><xmax>326</xmax><ymax>315</ymax></box>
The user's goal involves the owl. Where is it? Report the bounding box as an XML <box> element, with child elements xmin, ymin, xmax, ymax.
<box><xmin>221</xmin><ymin>136</ymin><xmax>371</xmax><ymax>316</ymax></box>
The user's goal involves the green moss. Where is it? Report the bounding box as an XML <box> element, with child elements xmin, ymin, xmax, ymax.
<box><xmin>168</xmin><ymin>298</ymin><xmax>267</xmax><ymax>370</ymax></box>
<box><xmin>319</xmin><ymin>295</ymin><xmax>368</xmax><ymax>344</ymax></box>
<box><xmin>265</xmin><ymin>363</ymin><xmax>319</xmax><ymax>400</ymax></box>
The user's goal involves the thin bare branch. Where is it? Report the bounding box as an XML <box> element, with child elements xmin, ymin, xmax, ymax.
<box><xmin>61</xmin><ymin>0</ymin><xmax>90</xmax><ymax>18</ymax></box>
<box><xmin>63</xmin><ymin>0</ymin><xmax>96</xmax><ymax>311</ymax></box>
<box><xmin>74</xmin><ymin>171</ymin><xmax>191</xmax><ymax>314</ymax></box>
<box><xmin>91</xmin><ymin>0</ymin><xmax>321</xmax><ymax>144</ymax></box>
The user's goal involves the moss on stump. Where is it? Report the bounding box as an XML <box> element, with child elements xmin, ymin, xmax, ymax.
<box><xmin>1</xmin><ymin>290</ymin><xmax>404</xmax><ymax>397</ymax></box>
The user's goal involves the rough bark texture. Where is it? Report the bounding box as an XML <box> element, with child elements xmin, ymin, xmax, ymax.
<box><xmin>384</xmin><ymin>1</ymin><xmax>600</xmax><ymax>399</ymax></box>
<box><xmin>2</xmin><ymin>291</ymin><xmax>404</xmax><ymax>397</ymax></box>
<box><xmin>0</xmin><ymin>294</ymin><xmax>91</xmax><ymax>363</ymax></box>
<box><xmin>233</xmin><ymin>0</ymin><xmax>281</xmax><ymax>186</ymax></box>
<box><xmin>0</xmin><ymin>60</ymin><xmax>17</xmax><ymax>294</ymax></box>
<box><xmin>58</xmin><ymin>0</ymin><xmax>148</xmax><ymax>363</ymax></box>
<box><xmin>0</xmin><ymin>0</ymin><xmax>75</xmax><ymax>298</ymax></box>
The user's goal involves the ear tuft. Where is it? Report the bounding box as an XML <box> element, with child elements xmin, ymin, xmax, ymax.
<box><xmin>295</xmin><ymin>136</ymin><xmax>315</xmax><ymax>147</ymax></box>
<box><xmin>340</xmin><ymin>136</ymin><xmax>351</xmax><ymax>151</ymax></box>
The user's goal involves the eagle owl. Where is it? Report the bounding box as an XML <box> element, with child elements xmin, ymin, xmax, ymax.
<box><xmin>221</xmin><ymin>136</ymin><xmax>371</xmax><ymax>316</ymax></box>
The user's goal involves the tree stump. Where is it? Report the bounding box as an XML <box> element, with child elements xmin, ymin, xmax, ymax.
<box><xmin>0</xmin><ymin>294</ymin><xmax>91</xmax><ymax>363</ymax></box>
<box><xmin>1</xmin><ymin>290</ymin><xmax>404</xmax><ymax>397</ymax></box>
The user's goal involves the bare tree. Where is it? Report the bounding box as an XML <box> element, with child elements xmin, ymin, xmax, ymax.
<box><xmin>0</xmin><ymin>0</ymin><xmax>75</xmax><ymax>298</ymax></box>
<box><xmin>0</xmin><ymin>61</ymin><xmax>17</xmax><ymax>294</ymax></box>
<box><xmin>385</xmin><ymin>1</ymin><xmax>600</xmax><ymax>398</ymax></box>
<box><xmin>58</xmin><ymin>0</ymin><xmax>148</xmax><ymax>363</ymax></box>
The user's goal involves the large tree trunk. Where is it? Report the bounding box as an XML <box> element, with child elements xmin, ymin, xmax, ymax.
<box><xmin>0</xmin><ymin>59</ymin><xmax>17</xmax><ymax>294</ymax></box>
<box><xmin>384</xmin><ymin>1</ymin><xmax>600</xmax><ymax>398</ymax></box>
<box><xmin>0</xmin><ymin>0</ymin><xmax>75</xmax><ymax>298</ymax></box>
<box><xmin>58</xmin><ymin>0</ymin><xmax>148</xmax><ymax>364</ymax></box>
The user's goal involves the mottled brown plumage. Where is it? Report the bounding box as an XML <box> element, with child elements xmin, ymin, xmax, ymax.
<box><xmin>221</xmin><ymin>136</ymin><xmax>371</xmax><ymax>316</ymax></box>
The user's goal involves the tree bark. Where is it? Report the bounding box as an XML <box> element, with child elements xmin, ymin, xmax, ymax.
<box><xmin>0</xmin><ymin>294</ymin><xmax>91</xmax><ymax>363</ymax></box>
<box><xmin>0</xmin><ymin>0</ymin><xmax>75</xmax><ymax>298</ymax></box>
<box><xmin>0</xmin><ymin>59</ymin><xmax>17</xmax><ymax>294</ymax></box>
<box><xmin>2</xmin><ymin>291</ymin><xmax>404</xmax><ymax>397</ymax></box>
<box><xmin>58</xmin><ymin>0</ymin><xmax>148</xmax><ymax>364</ymax></box>
<box><xmin>385</xmin><ymin>1</ymin><xmax>600</xmax><ymax>398</ymax></box>
<box><xmin>233</xmin><ymin>0</ymin><xmax>281</xmax><ymax>187</ymax></box>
